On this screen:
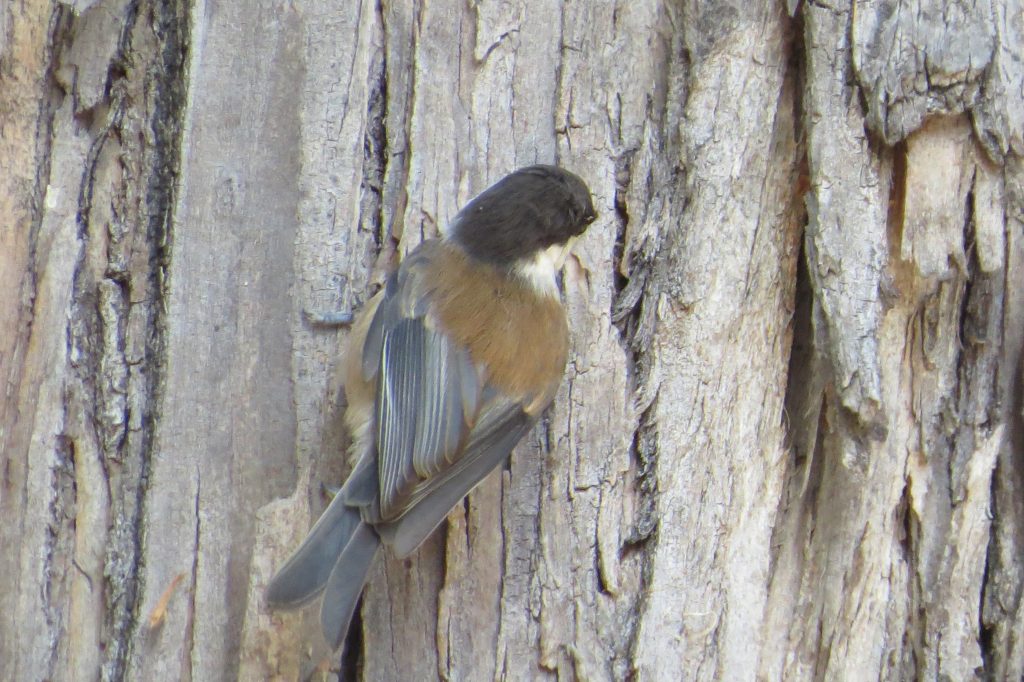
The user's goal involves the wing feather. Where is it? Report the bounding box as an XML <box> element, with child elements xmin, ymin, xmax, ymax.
<box><xmin>378</xmin><ymin>397</ymin><xmax>535</xmax><ymax>557</ymax></box>
<box><xmin>370</xmin><ymin>279</ymin><xmax>479</xmax><ymax>521</ymax></box>
<box><xmin>360</xmin><ymin>241</ymin><xmax>546</xmax><ymax>536</ymax></box>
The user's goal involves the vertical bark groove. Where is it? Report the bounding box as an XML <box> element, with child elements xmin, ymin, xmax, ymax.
<box><xmin>3</xmin><ymin>1</ymin><xmax>1022</xmax><ymax>680</ymax></box>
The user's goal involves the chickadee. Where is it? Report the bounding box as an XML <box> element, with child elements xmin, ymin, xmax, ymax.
<box><xmin>266</xmin><ymin>165</ymin><xmax>597</xmax><ymax>648</ymax></box>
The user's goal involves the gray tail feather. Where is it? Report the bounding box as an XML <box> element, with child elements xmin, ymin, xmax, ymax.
<box><xmin>265</xmin><ymin>494</ymin><xmax>363</xmax><ymax>608</ymax></box>
<box><xmin>320</xmin><ymin>523</ymin><xmax>381</xmax><ymax>649</ymax></box>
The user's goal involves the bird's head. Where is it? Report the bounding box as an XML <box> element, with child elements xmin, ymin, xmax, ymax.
<box><xmin>449</xmin><ymin>165</ymin><xmax>597</xmax><ymax>269</ymax></box>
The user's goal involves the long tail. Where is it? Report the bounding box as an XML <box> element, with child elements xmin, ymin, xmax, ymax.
<box><xmin>265</xmin><ymin>493</ymin><xmax>381</xmax><ymax>648</ymax></box>
<box><xmin>265</xmin><ymin>492</ymin><xmax>364</xmax><ymax>607</ymax></box>
<box><xmin>320</xmin><ymin>522</ymin><xmax>380</xmax><ymax>648</ymax></box>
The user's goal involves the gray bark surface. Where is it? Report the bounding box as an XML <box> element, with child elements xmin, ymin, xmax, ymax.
<box><xmin>1</xmin><ymin>1</ymin><xmax>1021</xmax><ymax>680</ymax></box>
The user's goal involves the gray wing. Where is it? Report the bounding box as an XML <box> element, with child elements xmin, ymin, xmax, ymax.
<box><xmin>377</xmin><ymin>394</ymin><xmax>536</xmax><ymax>557</ymax></box>
<box><xmin>375</xmin><ymin>317</ymin><xmax>479</xmax><ymax>519</ymax></box>
<box><xmin>358</xmin><ymin>243</ymin><xmax>538</xmax><ymax>543</ymax></box>
<box><xmin>360</xmin><ymin>245</ymin><xmax>488</xmax><ymax>523</ymax></box>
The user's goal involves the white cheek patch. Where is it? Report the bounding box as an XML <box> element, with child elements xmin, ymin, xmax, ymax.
<box><xmin>513</xmin><ymin>242</ymin><xmax>573</xmax><ymax>298</ymax></box>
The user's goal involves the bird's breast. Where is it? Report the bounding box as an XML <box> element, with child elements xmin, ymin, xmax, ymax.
<box><xmin>425</xmin><ymin>245</ymin><xmax>569</xmax><ymax>414</ymax></box>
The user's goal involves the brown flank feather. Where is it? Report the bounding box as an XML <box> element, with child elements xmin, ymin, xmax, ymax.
<box><xmin>342</xmin><ymin>291</ymin><xmax>381</xmax><ymax>449</ymax></box>
<box><xmin>424</xmin><ymin>244</ymin><xmax>568</xmax><ymax>413</ymax></box>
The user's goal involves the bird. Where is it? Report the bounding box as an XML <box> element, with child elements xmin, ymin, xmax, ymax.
<box><xmin>265</xmin><ymin>164</ymin><xmax>597</xmax><ymax>649</ymax></box>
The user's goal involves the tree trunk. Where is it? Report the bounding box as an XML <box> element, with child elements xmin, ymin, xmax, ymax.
<box><xmin>2</xmin><ymin>1</ymin><xmax>1021</xmax><ymax>680</ymax></box>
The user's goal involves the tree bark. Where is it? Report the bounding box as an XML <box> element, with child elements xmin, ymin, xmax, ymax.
<box><xmin>1</xmin><ymin>1</ymin><xmax>1021</xmax><ymax>680</ymax></box>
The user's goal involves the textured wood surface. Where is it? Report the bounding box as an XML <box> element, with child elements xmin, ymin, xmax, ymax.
<box><xmin>1</xmin><ymin>1</ymin><xmax>1022</xmax><ymax>680</ymax></box>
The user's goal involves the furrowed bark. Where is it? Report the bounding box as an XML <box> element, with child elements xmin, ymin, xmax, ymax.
<box><xmin>2</xmin><ymin>1</ymin><xmax>1020</xmax><ymax>680</ymax></box>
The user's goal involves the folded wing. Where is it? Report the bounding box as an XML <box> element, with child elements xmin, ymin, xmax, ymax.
<box><xmin>359</xmin><ymin>245</ymin><xmax>538</xmax><ymax>555</ymax></box>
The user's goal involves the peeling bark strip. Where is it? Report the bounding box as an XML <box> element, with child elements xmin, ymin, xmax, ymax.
<box><xmin>2</xmin><ymin>0</ymin><xmax>1022</xmax><ymax>680</ymax></box>
<box><xmin>852</xmin><ymin>0</ymin><xmax>995</xmax><ymax>145</ymax></box>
